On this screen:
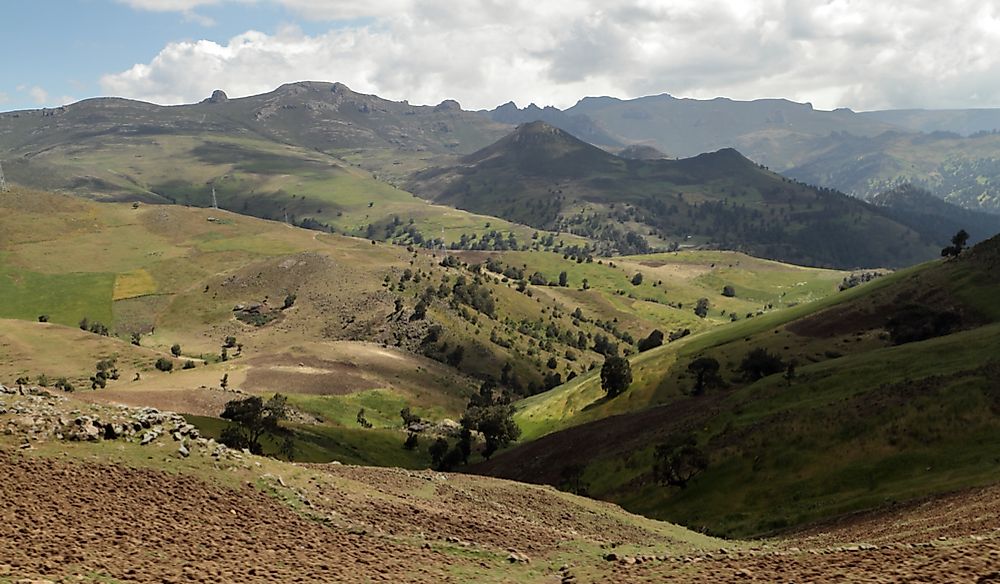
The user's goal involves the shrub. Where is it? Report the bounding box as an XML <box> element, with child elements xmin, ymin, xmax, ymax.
<box><xmin>154</xmin><ymin>357</ymin><xmax>174</xmax><ymax>372</ymax></box>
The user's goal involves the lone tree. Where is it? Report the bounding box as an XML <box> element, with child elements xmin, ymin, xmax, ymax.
<box><xmin>631</xmin><ymin>273</ymin><xmax>644</xmax><ymax>286</ymax></box>
<box><xmin>601</xmin><ymin>356</ymin><xmax>633</xmax><ymax>398</ymax></box>
<box><xmin>461</xmin><ymin>402</ymin><xmax>520</xmax><ymax>460</ymax></box>
<box><xmin>170</xmin><ymin>343</ymin><xmax>182</xmax><ymax>357</ymax></box>
<box><xmin>558</xmin><ymin>271</ymin><xmax>569</xmax><ymax>287</ymax></box>
<box><xmin>941</xmin><ymin>229</ymin><xmax>970</xmax><ymax>258</ymax></box>
<box><xmin>653</xmin><ymin>435</ymin><xmax>709</xmax><ymax>489</ymax></box>
<box><xmin>694</xmin><ymin>297</ymin><xmax>710</xmax><ymax>318</ymax></box>
<box><xmin>739</xmin><ymin>348</ymin><xmax>785</xmax><ymax>381</ymax></box>
<box><xmin>687</xmin><ymin>356</ymin><xmax>721</xmax><ymax>395</ymax></box>
<box><xmin>220</xmin><ymin>394</ymin><xmax>289</xmax><ymax>455</ymax></box>
<box><xmin>721</xmin><ymin>285</ymin><xmax>736</xmax><ymax>298</ymax></box>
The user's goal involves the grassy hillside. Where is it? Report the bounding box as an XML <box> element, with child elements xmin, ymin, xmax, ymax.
<box><xmin>407</xmin><ymin>121</ymin><xmax>940</xmax><ymax>268</ymax></box>
<box><xmin>0</xmin><ymin>187</ymin><xmax>849</xmax><ymax>469</ymax></box>
<box><xmin>475</xmin><ymin>235</ymin><xmax>1000</xmax><ymax>537</ymax></box>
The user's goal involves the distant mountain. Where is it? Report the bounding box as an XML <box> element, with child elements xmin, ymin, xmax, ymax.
<box><xmin>0</xmin><ymin>81</ymin><xmax>509</xmax><ymax>159</ymax></box>
<box><xmin>486</xmin><ymin>101</ymin><xmax>622</xmax><ymax>147</ymax></box>
<box><xmin>564</xmin><ymin>94</ymin><xmax>894</xmax><ymax>167</ymax></box>
<box><xmin>868</xmin><ymin>184</ymin><xmax>1000</xmax><ymax>244</ymax></box>
<box><xmin>860</xmin><ymin>109</ymin><xmax>1000</xmax><ymax>135</ymax></box>
<box><xmin>617</xmin><ymin>144</ymin><xmax>668</xmax><ymax>160</ymax></box>
<box><xmin>406</xmin><ymin>121</ymin><xmax>940</xmax><ymax>268</ymax></box>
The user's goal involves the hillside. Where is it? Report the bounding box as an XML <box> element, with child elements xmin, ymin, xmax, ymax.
<box><xmin>2</xmin><ymin>390</ymin><xmax>999</xmax><ymax>583</ymax></box>
<box><xmin>475</xmin><ymin>234</ymin><xmax>1000</xmax><ymax>537</ymax></box>
<box><xmin>0</xmin><ymin>187</ymin><xmax>851</xmax><ymax>465</ymax></box>
<box><xmin>406</xmin><ymin>121</ymin><xmax>940</xmax><ymax>268</ymax></box>
<box><xmin>868</xmin><ymin>184</ymin><xmax>1000</xmax><ymax>244</ymax></box>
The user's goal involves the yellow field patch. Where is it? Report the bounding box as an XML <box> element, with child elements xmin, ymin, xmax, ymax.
<box><xmin>113</xmin><ymin>269</ymin><xmax>157</xmax><ymax>300</ymax></box>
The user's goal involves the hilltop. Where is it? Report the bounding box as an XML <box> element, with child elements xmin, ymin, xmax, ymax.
<box><xmin>406</xmin><ymin>121</ymin><xmax>940</xmax><ymax>268</ymax></box>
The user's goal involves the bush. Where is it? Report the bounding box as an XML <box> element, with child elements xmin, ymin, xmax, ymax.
<box><xmin>722</xmin><ymin>285</ymin><xmax>736</xmax><ymax>297</ymax></box>
<box><xmin>154</xmin><ymin>357</ymin><xmax>174</xmax><ymax>372</ymax></box>
<box><xmin>739</xmin><ymin>348</ymin><xmax>784</xmax><ymax>381</ymax></box>
<box><xmin>170</xmin><ymin>344</ymin><xmax>182</xmax><ymax>357</ymax></box>
<box><xmin>637</xmin><ymin>329</ymin><xmax>664</xmax><ymax>352</ymax></box>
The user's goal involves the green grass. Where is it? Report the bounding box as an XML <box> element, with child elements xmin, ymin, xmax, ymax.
<box><xmin>0</xmin><ymin>255</ymin><xmax>114</xmax><ymax>326</ymax></box>
<box><xmin>186</xmin><ymin>414</ymin><xmax>432</xmax><ymax>468</ymax></box>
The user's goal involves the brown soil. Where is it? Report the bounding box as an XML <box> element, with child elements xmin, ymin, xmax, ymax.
<box><xmin>604</xmin><ymin>484</ymin><xmax>1000</xmax><ymax>583</ymax></box>
<box><xmin>243</xmin><ymin>354</ymin><xmax>374</xmax><ymax>395</ymax></box>
<box><xmin>79</xmin><ymin>386</ymin><xmax>235</xmax><ymax>418</ymax></box>
<box><xmin>0</xmin><ymin>449</ymin><xmax>466</xmax><ymax>583</ymax></box>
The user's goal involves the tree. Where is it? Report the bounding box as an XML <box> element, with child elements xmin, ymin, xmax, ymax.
<box><xmin>546</xmin><ymin>356</ymin><xmax>558</xmax><ymax>369</ymax></box>
<box><xmin>130</xmin><ymin>332</ymin><xmax>142</xmax><ymax>346</ymax></box>
<box><xmin>559</xmin><ymin>463</ymin><xmax>589</xmax><ymax>495</ymax></box>
<box><xmin>220</xmin><ymin>373</ymin><xmax>229</xmax><ymax>390</ymax></box>
<box><xmin>739</xmin><ymin>348</ymin><xmax>785</xmax><ymax>381</ymax></box>
<box><xmin>558</xmin><ymin>271</ymin><xmax>569</xmax><ymax>287</ymax></box>
<box><xmin>37</xmin><ymin>315</ymin><xmax>48</xmax><ymax>323</ymax></box>
<box><xmin>356</xmin><ymin>408</ymin><xmax>373</xmax><ymax>428</ymax></box>
<box><xmin>429</xmin><ymin>437</ymin><xmax>450</xmax><ymax>468</ymax></box>
<box><xmin>400</xmin><ymin>407</ymin><xmax>421</xmax><ymax>427</ymax></box>
<box><xmin>721</xmin><ymin>285</ymin><xmax>736</xmax><ymax>298</ymax></box>
<box><xmin>462</xmin><ymin>404</ymin><xmax>521</xmax><ymax>459</ymax></box>
<box><xmin>637</xmin><ymin>329</ymin><xmax>664</xmax><ymax>352</ymax></box>
<box><xmin>89</xmin><ymin>358</ymin><xmax>120</xmax><ymax>390</ymax></box>
<box><xmin>783</xmin><ymin>360</ymin><xmax>798</xmax><ymax>386</ymax></box>
<box><xmin>694</xmin><ymin>298</ymin><xmax>710</xmax><ymax>318</ymax></box>
<box><xmin>282</xmin><ymin>294</ymin><xmax>297</xmax><ymax>309</ymax></box>
<box><xmin>941</xmin><ymin>229</ymin><xmax>970</xmax><ymax>258</ymax></box>
<box><xmin>154</xmin><ymin>357</ymin><xmax>174</xmax><ymax>372</ymax></box>
<box><xmin>447</xmin><ymin>345</ymin><xmax>464</xmax><ymax>367</ymax></box>
<box><xmin>653</xmin><ymin>435</ymin><xmax>708</xmax><ymax>489</ymax></box>
<box><xmin>223</xmin><ymin>336</ymin><xmax>238</xmax><ymax>349</ymax></box>
<box><xmin>412</xmin><ymin>299</ymin><xmax>428</xmax><ymax>320</ymax></box>
<box><xmin>403</xmin><ymin>433</ymin><xmax>419</xmax><ymax>450</ymax></box>
<box><xmin>170</xmin><ymin>343</ymin><xmax>182</xmax><ymax>357</ymax></box>
<box><xmin>219</xmin><ymin>394</ymin><xmax>289</xmax><ymax>455</ymax></box>
<box><xmin>687</xmin><ymin>357</ymin><xmax>721</xmax><ymax>395</ymax></box>
<box><xmin>601</xmin><ymin>356</ymin><xmax>632</xmax><ymax>398</ymax></box>
<box><xmin>631</xmin><ymin>273</ymin><xmax>643</xmax><ymax>286</ymax></box>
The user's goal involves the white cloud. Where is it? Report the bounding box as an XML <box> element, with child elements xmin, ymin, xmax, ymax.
<box><xmin>103</xmin><ymin>0</ymin><xmax>1000</xmax><ymax>111</ymax></box>
<box><xmin>28</xmin><ymin>86</ymin><xmax>49</xmax><ymax>104</ymax></box>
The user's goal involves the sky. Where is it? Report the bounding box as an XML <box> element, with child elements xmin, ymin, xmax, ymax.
<box><xmin>3</xmin><ymin>0</ymin><xmax>1000</xmax><ymax>113</ymax></box>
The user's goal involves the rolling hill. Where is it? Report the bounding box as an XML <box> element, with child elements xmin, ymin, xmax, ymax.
<box><xmin>474</xmin><ymin>234</ymin><xmax>1000</xmax><ymax>537</ymax></box>
<box><xmin>0</xmin><ymin>186</ymin><xmax>850</xmax><ymax>466</ymax></box>
<box><xmin>406</xmin><ymin>121</ymin><xmax>941</xmax><ymax>268</ymax></box>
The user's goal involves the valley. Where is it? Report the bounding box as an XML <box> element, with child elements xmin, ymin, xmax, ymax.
<box><xmin>2</xmin><ymin>80</ymin><xmax>1000</xmax><ymax>583</ymax></box>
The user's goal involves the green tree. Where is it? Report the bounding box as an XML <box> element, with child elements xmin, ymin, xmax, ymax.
<box><xmin>600</xmin><ymin>356</ymin><xmax>632</xmax><ymax>398</ymax></box>
<box><xmin>694</xmin><ymin>298</ymin><xmax>710</xmax><ymax>318</ymax></box>
<box><xmin>653</xmin><ymin>435</ymin><xmax>708</xmax><ymax>489</ymax></box>
<box><xmin>687</xmin><ymin>357</ymin><xmax>721</xmax><ymax>395</ymax></box>
<box><xmin>219</xmin><ymin>394</ymin><xmax>289</xmax><ymax>455</ymax></box>
<box><xmin>154</xmin><ymin>357</ymin><xmax>174</xmax><ymax>372</ymax></box>
<box><xmin>941</xmin><ymin>229</ymin><xmax>970</xmax><ymax>258</ymax></box>
<box><xmin>429</xmin><ymin>437</ymin><xmax>450</xmax><ymax>468</ymax></box>
<box><xmin>739</xmin><ymin>348</ymin><xmax>785</xmax><ymax>381</ymax></box>
<box><xmin>170</xmin><ymin>343</ymin><xmax>182</xmax><ymax>357</ymax></box>
<box><xmin>558</xmin><ymin>271</ymin><xmax>569</xmax><ymax>287</ymax></box>
<box><xmin>462</xmin><ymin>404</ymin><xmax>520</xmax><ymax>459</ymax></box>
<box><xmin>722</xmin><ymin>285</ymin><xmax>736</xmax><ymax>297</ymax></box>
<box><xmin>631</xmin><ymin>273</ymin><xmax>643</xmax><ymax>285</ymax></box>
